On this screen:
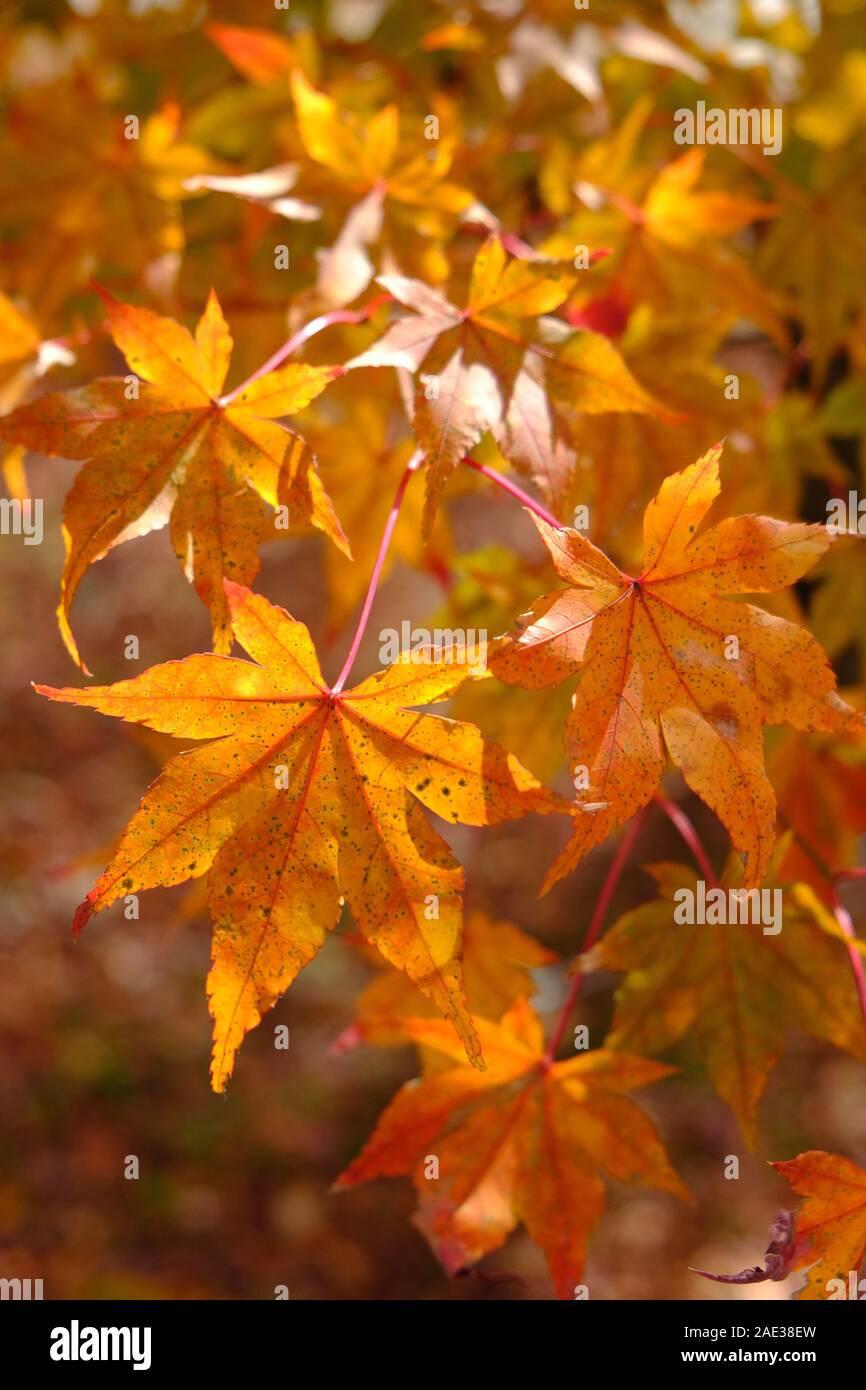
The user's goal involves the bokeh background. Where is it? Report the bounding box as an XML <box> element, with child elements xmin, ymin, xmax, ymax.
<box><xmin>2</xmin><ymin>0</ymin><xmax>866</xmax><ymax>1300</ymax></box>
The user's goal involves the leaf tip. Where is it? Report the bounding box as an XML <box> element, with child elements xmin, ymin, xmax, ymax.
<box><xmin>71</xmin><ymin>897</ymin><xmax>94</xmax><ymax>941</ymax></box>
<box><xmin>89</xmin><ymin>279</ymin><xmax>114</xmax><ymax>308</ymax></box>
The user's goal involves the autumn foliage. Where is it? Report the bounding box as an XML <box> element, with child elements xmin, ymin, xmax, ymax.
<box><xmin>2</xmin><ymin>0</ymin><xmax>866</xmax><ymax>1301</ymax></box>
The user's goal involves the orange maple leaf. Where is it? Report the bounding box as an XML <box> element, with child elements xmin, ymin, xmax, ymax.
<box><xmin>345</xmin><ymin>910</ymin><xmax>557</xmax><ymax>1048</ymax></box>
<box><xmin>0</xmin><ymin>289</ymin><xmax>348</xmax><ymax>670</ymax></box>
<box><xmin>289</xmin><ymin>71</ymin><xmax>474</xmax><ymax>307</ymax></box>
<box><xmin>545</xmin><ymin>147</ymin><xmax>782</xmax><ymax>343</ymax></box>
<box><xmin>290</xmin><ymin>70</ymin><xmax>473</xmax><ymax>221</ymax></box>
<box><xmin>349</xmin><ymin>235</ymin><xmax>667</xmax><ymax>531</ymax></box>
<box><xmin>773</xmin><ymin>1151</ymin><xmax>866</xmax><ymax>1300</ymax></box>
<box><xmin>0</xmin><ymin>84</ymin><xmax>211</xmax><ymax>311</ymax></box>
<box><xmin>336</xmin><ymin>998</ymin><xmax>688</xmax><ymax>1298</ymax></box>
<box><xmin>35</xmin><ymin>584</ymin><xmax>568</xmax><ymax>1089</ymax></box>
<box><xmin>491</xmin><ymin>443</ymin><xmax>862</xmax><ymax>891</ymax></box>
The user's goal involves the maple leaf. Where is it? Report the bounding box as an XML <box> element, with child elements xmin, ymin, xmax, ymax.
<box><xmin>290</xmin><ymin>71</ymin><xmax>468</xmax><ymax>213</ymax></box>
<box><xmin>289</xmin><ymin>71</ymin><xmax>474</xmax><ymax>307</ymax></box>
<box><xmin>583</xmin><ymin>859</ymin><xmax>866</xmax><ymax>1144</ymax></box>
<box><xmin>344</xmin><ymin>910</ymin><xmax>557</xmax><ymax>1049</ymax></box>
<box><xmin>335</xmin><ymin>998</ymin><xmax>687</xmax><ymax>1297</ymax></box>
<box><xmin>543</xmin><ymin>148</ymin><xmax>782</xmax><ymax>345</ymax></box>
<box><xmin>0</xmin><ymin>82</ymin><xmax>212</xmax><ymax>310</ymax></box>
<box><xmin>0</xmin><ymin>289</ymin><xmax>347</xmax><ymax>670</ymax></box>
<box><xmin>490</xmin><ymin>444</ymin><xmax>862</xmax><ymax>890</ymax></box>
<box><xmin>195</xmin><ymin>47</ymin><xmax>474</xmax><ymax>308</ymax></box>
<box><xmin>772</xmin><ymin>1151</ymin><xmax>866</xmax><ymax>1300</ymax></box>
<box><xmin>35</xmin><ymin>584</ymin><xmax>568</xmax><ymax>1089</ymax></box>
<box><xmin>349</xmin><ymin>235</ymin><xmax>667</xmax><ymax>531</ymax></box>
